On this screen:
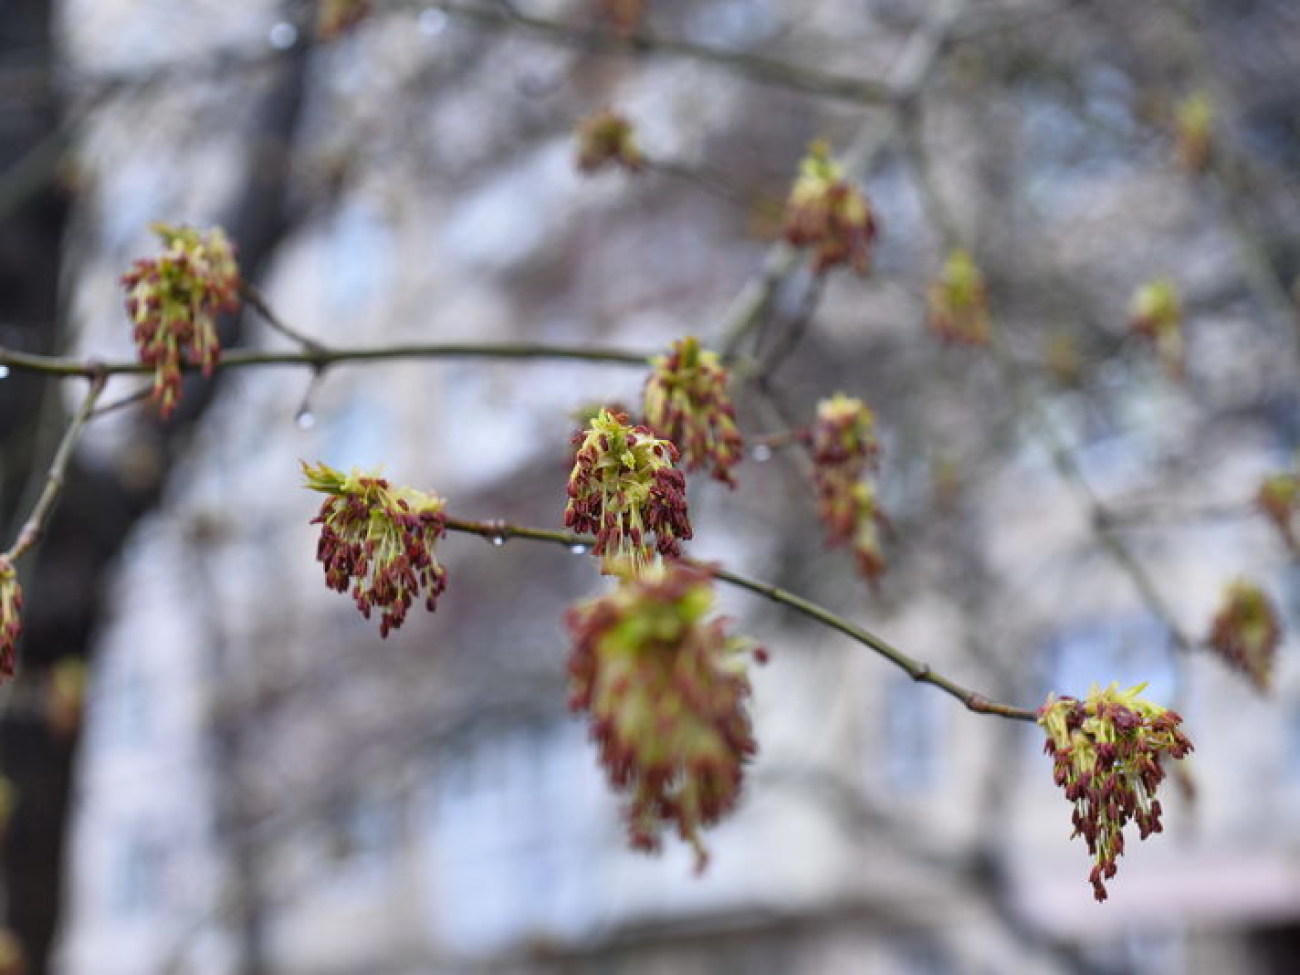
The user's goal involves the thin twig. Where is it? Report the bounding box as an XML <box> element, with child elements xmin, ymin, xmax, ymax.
<box><xmin>4</xmin><ymin>371</ymin><xmax>108</xmax><ymax>562</ymax></box>
<box><xmin>242</xmin><ymin>284</ymin><xmax>330</xmax><ymax>353</ymax></box>
<box><xmin>442</xmin><ymin>516</ymin><xmax>1037</xmax><ymax>723</ymax></box>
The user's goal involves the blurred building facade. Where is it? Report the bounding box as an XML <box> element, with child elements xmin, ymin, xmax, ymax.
<box><xmin>45</xmin><ymin>1</ymin><xmax>1300</xmax><ymax>973</ymax></box>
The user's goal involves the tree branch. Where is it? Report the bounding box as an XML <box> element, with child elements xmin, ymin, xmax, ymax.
<box><xmin>443</xmin><ymin>516</ymin><xmax>1038</xmax><ymax>723</ymax></box>
<box><xmin>0</xmin><ymin>341</ymin><xmax>653</xmax><ymax>380</ymax></box>
<box><xmin>3</xmin><ymin>371</ymin><xmax>107</xmax><ymax>563</ymax></box>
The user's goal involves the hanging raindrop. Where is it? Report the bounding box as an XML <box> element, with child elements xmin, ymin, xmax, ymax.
<box><xmin>569</xmin><ymin>542</ymin><xmax>590</xmax><ymax>555</ymax></box>
<box><xmin>750</xmin><ymin>444</ymin><xmax>773</xmax><ymax>463</ymax></box>
<box><xmin>269</xmin><ymin>22</ymin><xmax>298</xmax><ymax>50</ymax></box>
<box><xmin>295</xmin><ymin>408</ymin><xmax>316</xmax><ymax>430</ymax></box>
<box><xmin>0</xmin><ymin>365</ymin><xmax>9</xmax><ymax>380</ymax></box>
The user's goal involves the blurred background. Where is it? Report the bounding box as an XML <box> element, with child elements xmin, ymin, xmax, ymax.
<box><xmin>2</xmin><ymin>0</ymin><xmax>1300</xmax><ymax>973</ymax></box>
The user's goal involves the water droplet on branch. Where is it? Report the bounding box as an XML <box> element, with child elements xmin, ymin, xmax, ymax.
<box><xmin>750</xmin><ymin>444</ymin><xmax>772</xmax><ymax>463</ymax></box>
<box><xmin>269</xmin><ymin>22</ymin><xmax>298</xmax><ymax>50</ymax></box>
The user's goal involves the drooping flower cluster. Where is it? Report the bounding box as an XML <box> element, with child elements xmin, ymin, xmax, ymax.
<box><xmin>576</xmin><ymin>109</ymin><xmax>644</xmax><ymax>174</ymax></box>
<box><xmin>643</xmin><ymin>336</ymin><xmax>744</xmax><ymax>487</ymax></box>
<box><xmin>1206</xmin><ymin>579</ymin><xmax>1282</xmax><ymax>692</ymax></box>
<box><xmin>1175</xmin><ymin>92</ymin><xmax>1214</xmax><ymax>174</ymax></box>
<box><xmin>1256</xmin><ymin>471</ymin><xmax>1299</xmax><ymax>554</ymax></box>
<box><xmin>783</xmin><ymin>140</ymin><xmax>877</xmax><ymax>275</ymax></box>
<box><xmin>0</xmin><ymin>557</ymin><xmax>21</xmax><ymax>680</ymax></box>
<box><xmin>599</xmin><ymin>0</ymin><xmax>646</xmax><ymax>34</ymax></box>
<box><xmin>805</xmin><ymin>394</ymin><xmax>888</xmax><ymax>583</ymax></box>
<box><xmin>121</xmin><ymin>223</ymin><xmax>241</xmax><ymax>418</ymax></box>
<box><xmin>1038</xmin><ymin>683</ymin><xmax>1194</xmax><ymax>902</ymax></box>
<box><xmin>566</xmin><ymin>561</ymin><xmax>762</xmax><ymax>871</ymax></box>
<box><xmin>927</xmin><ymin>249</ymin><xmax>991</xmax><ymax>346</ymax></box>
<box><xmin>317</xmin><ymin>0</ymin><xmax>371</xmax><ymax>40</ymax></box>
<box><xmin>1129</xmin><ymin>279</ymin><xmax>1184</xmax><ymax>378</ymax></box>
<box><xmin>302</xmin><ymin>461</ymin><xmax>448</xmax><ymax>637</ymax></box>
<box><xmin>564</xmin><ymin>409</ymin><xmax>692</xmax><ymax>572</ymax></box>
<box><xmin>45</xmin><ymin>658</ymin><xmax>88</xmax><ymax>739</ymax></box>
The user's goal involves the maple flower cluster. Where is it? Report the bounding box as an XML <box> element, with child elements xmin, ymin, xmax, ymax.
<box><xmin>566</xmin><ymin>561</ymin><xmax>762</xmax><ymax>871</ymax></box>
<box><xmin>575</xmin><ymin>109</ymin><xmax>645</xmax><ymax>174</ymax></box>
<box><xmin>805</xmin><ymin>394</ymin><xmax>887</xmax><ymax>583</ymax></box>
<box><xmin>0</xmin><ymin>558</ymin><xmax>21</xmax><ymax>680</ymax></box>
<box><xmin>1129</xmin><ymin>279</ymin><xmax>1184</xmax><ymax>378</ymax></box>
<box><xmin>1207</xmin><ymin>579</ymin><xmax>1282</xmax><ymax>692</ymax></box>
<box><xmin>121</xmin><ymin>223</ymin><xmax>241</xmax><ymax>418</ymax></box>
<box><xmin>564</xmin><ymin>409</ymin><xmax>692</xmax><ymax>572</ymax></box>
<box><xmin>927</xmin><ymin>249</ymin><xmax>991</xmax><ymax>346</ymax></box>
<box><xmin>643</xmin><ymin>336</ymin><xmax>744</xmax><ymax>487</ymax></box>
<box><xmin>599</xmin><ymin>0</ymin><xmax>646</xmax><ymax>34</ymax></box>
<box><xmin>1256</xmin><ymin>472</ymin><xmax>1300</xmax><ymax>553</ymax></box>
<box><xmin>317</xmin><ymin>0</ymin><xmax>371</xmax><ymax>40</ymax></box>
<box><xmin>1038</xmin><ymin>683</ymin><xmax>1194</xmax><ymax>902</ymax></box>
<box><xmin>783</xmin><ymin>140</ymin><xmax>878</xmax><ymax>275</ymax></box>
<box><xmin>1175</xmin><ymin>92</ymin><xmax>1214</xmax><ymax>174</ymax></box>
<box><xmin>303</xmin><ymin>461</ymin><xmax>448</xmax><ymax>637</ymax></box>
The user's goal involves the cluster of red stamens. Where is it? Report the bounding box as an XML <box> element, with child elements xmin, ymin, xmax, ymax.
<box><xmin>1039</xmin><ymin>684</ymin><xmax>1194</xmax><ymax>902</ymax></box>
<box><xmin>303</xmin><ymin>461</ymin><xmax>448</xmax><ymax>637</ymax></box>
<box><xmin>643</xmin><ymin>336</ymin><xmax>744</xmax><ymax>487</ymax></box>
<box><xmin>566</xmin><ymin>561</ymin><xmax>763</xmax><ymax>871</ymax></box>
<box><xmin>564</xmin><ymin>409</ymin><xmax>692</xmax><ymax>573</ymax></box>
<box><xmin>121</xmin><ymin>223</ymin><xmax>240</xmax><ymax>418</ymax></box>
<box><xmin>783</xmin><ymin>140</ymin><xmax>877</xmax><ymax>275</ymax></box>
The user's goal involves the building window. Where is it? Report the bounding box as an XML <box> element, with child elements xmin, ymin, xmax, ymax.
<box><xmin>112</xmin><ymin>831</ymin><xmax>167</xmax><ymax>918</ymax></box>
<box><xmin>880</xmin><ymin>673</ymin><xmax>945</xmax><ymax>795</ymax></box>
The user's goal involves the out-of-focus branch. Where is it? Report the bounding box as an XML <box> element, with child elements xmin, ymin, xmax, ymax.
<box><xmin>444</xmin><ymin>516</ymin><xmax>1037</xmax><ymax>722</ymax></box>
<box><xmin>900</xmin><ymin>104</ymin><xmax>1198</xmax><ymax>655</ymax></box>
<box><xmin>419</xmin><ymin>1</ymin><xmax>896</xmax><ymax>107</ymax></box>
<box><xmin>1159</xmin><ymin>0</ymin><xmax>1300</xmax><ymax>351</ymax></box>
<box><xmin>2</xmin><ymin>372</ymin><xmax>106</xmax><ymax>563</ymax></box>
<box><xmin>719</xmin><ymin>0</ymin><xmax>967</xmax><ymax>361</ymax></box>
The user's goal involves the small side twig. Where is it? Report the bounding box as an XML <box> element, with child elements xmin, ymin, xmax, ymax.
<box><xmin>4</xmin><ymin>371</ymin><xmax>107</xmax><ymax>562</ymax></box>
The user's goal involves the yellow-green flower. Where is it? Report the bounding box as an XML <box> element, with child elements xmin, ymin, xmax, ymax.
<box><xmin>927</xmin><ymin>249</ymin><xmax>991</xmax><ymax>346</ymax></box>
